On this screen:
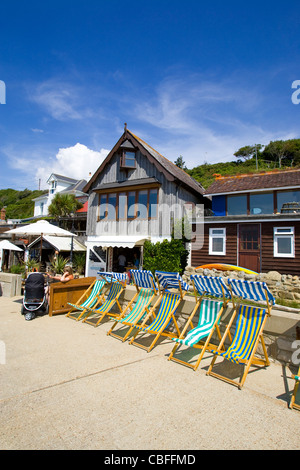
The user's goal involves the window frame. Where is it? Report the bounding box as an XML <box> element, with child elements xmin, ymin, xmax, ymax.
<box><xmin>120</xmin><ymin>150</ymin><xmax>136</xmax><ymax>169</ymax></box>
<box><xmin>273</xmin><ymin>226</ymin><xmax>295</xmax><ymax>258</ymax></box>
<box><xmin>209</xmin><ymin>227</ymin><xmax>226</xmax><ymax>256</ymax></box>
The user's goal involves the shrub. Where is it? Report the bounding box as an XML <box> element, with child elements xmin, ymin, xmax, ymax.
<box><xmin>143</xmin><ymin>238</ymin><xmax>188</xmax><ymax>274</ymax></box>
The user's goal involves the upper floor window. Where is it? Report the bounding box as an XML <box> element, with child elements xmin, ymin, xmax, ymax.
<box><xmin>227</xmin><ymin>195</ymin><xmax>247</xmax><ymax>215</ymax></box>
<box><xmin>250</xmin><ymin>192</ymin><xmax>273</xmax><ymax>215</ymax></box>
<box><xmin>121</xmin><ymin>150</ymin><xmax>136</xmax><ymax>169</ymax></box>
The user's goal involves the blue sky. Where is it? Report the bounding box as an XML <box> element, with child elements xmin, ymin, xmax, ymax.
<box><xmin>1</xmin><ymin>0</ymin><xmax>300</xmax><ymax>190</ymax></box>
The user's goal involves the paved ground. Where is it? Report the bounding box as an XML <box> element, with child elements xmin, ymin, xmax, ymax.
<box><xmin>0</xmin><ymin>295</ymin><xmax>299</xmax><ymax>451</ymax></box>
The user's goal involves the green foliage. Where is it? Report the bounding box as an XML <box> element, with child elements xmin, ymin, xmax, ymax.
<box><xmin>143</xmin><ymin>238</ymin><xmax>188</xmax><ymax>274</ymax></box>
<box><xmin>0</xmin><ymin>188</ymin><xmax>47</xmax><ymax>219</ymax></box>
<box><xmin>48</xmin><ymin>193</ymin><xmax>83</xmax><ymax>219</ymax></box>
<box><xmin>73</xmin><ymin>252</ymin><xmax>86</xmax><ymax>274</ymax></box>
<box><xmin>49</xmin><ymin>254</ymin><xmax>69</xmax><ymax>274</ymax></box>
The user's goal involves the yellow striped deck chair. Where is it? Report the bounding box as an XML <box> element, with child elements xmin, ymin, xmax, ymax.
<box><xmin>107</xmin><ymin>270</ymin><xmax>158</xmax><ymax>342</ymax></box>
<box><xmin>129</xmin><ymin>271</ymin><xmax>189</xmax><ymax>353</ymax></box>
<box><xmin>290</xmin><ymin>366</ymin><xmax>300</xmax><ymax>411</ymax></box>
<box><xmin>82</xmin><ymin>273</ymin><xmax>126</xmax><ymax>327</ymax></box>
<box><xmin>207</xmin><ymin>278</ymin><xmax>275</xmax><ymax>389</ymax></box>
<box><xmin>168</xmin><ymin>275</ymin><xmax>230</xmax><ymax>371</ymax></box>
<box><xmin>65</xmin><ymin>279</ymin><xmax>107</xmax><ymax>321</ymax></box>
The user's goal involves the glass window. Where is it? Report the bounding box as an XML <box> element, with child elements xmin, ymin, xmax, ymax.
<box><xmin>127</xmin><ymin>191</ymin><xmax>136</xmax><ymax>219</ymax></box>
<box><xmin>227</xmin><ymin>195</ymin><xmax>247</xmax><ymax>215</ymax></box>
<box><xmin>123</xmin><ymin>151</ymin><xmax>136</xmax><ymax>168</ymax></box>
<box><xmin>274</xmin><ymin>227</ymin><xmax>295</xmax><ymax>258</ymax></box>
<box><xmin>107</xmin><ymin>193</ymin><xmax>116</xmax><ymax>220</ymax></box>
<box><xmin>118</xmin><ymin>192</ymin><xmax>126</xmax><ymax>219</ymax></box>
<box><xmin>137</xmin><ymin>190</ymin><xmax>148</xmax><ymax>219</ymax></box>
<box><xmin>250</xmin><ymin>192</ymin><xmax>273</xmax><ymax>215</ymax></box>
<box><xmin>209</xmin><ymin>228</ymin><xmax>226</xmax><ymax>255</ymax></box>
<box><xmin>99</xmin><ymin>194</ymin><xmax>107</xmax><ymax>219</ymax></box>
<box><xmin>277</xmin><ymin>190</ymin><xmax>300</xmax><ymax>213</ymax></box>
<box><xmin>149</xmin><ymin>189</ymin><xmax>158</xmax><ymax>218</ymax></box>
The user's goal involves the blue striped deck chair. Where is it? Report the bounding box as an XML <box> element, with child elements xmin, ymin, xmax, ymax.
<box><xmin>107</xmin><ymin>270</ymin><xmax>158</xmax><ymax>342</ymax></box>
<box><xmin>82</xmin><ymin>273</ymin><xmax>127</xmax><ymax>327</ymax></box>
<box><xmin>128</xmin><ymin>271</ymin><xmax>189</xmax><ymax>352</ymax></box>
<box><xmin>66</xmin><ymin>279</ymin><xmax>107</xmax><ymax>321</ymax></box>
<box><xmin>290</xmin><ymin>367</ymin><xmax>300</xmax><ymax>411</ymax></box>
<box><xmin>168</xmin><ymin>275</ymin><xmax>231</xmax><ymax>371</ymax></box>
<box><xmin>207</xmin><ymin>278</ymin><xmax>275</xmax><ymax>389</ymax></box>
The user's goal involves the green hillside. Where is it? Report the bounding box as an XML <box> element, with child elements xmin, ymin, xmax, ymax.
<box><xmin>0</xmin><ymin>188</ymin><xmax>47</xmax><ymax>220</ymax></box>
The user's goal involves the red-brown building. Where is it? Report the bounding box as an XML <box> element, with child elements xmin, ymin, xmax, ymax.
<box><xmin>191</xmin><ymin>169</ymin><xmax>300</xmax><ymax>275</ymax></box>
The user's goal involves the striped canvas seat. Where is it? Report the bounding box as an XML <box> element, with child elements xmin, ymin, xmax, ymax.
<box><xmin>83</xmin><ymin>279</ymin><xmax>125</xmax><ymax>327</ymax></box>
<box><xmin>173</xmin><ymin>299</ymin><xmax>223</xmax><ymax>347</ymax></box>
<box><xmin>207</xmin><ymin>278</ymin><xmax>274</xmax><ymax>389</ymax></box>
<box><xmin>98</xmin><ymin>271</ymin><xmax>128</xmax><ymax>283</ymax></box>
<box><xmin>107</xmin><ymin>270</ymin><xmax>158</xmax><ymax>342</ymax></box>
<box><xmin>191</xmin><ymin>275</ymin><xmax>230</xmax><ymax>299</ymax></box>
<box><xmin>155</xmin><ymin>271</ymin><xmax>190</xmax><ymax>292</ymax></box>
<box><xmin>66</xmin><ymin>279</ymin><xmax>107</xmax><ymax>320</ymax></box>
<box><xmin>136</xmin><ymin>291</ymin><xmax>181</xmax><ymax>334</ymax></box>
<box><xmin>211</xmin><ymin>304</ymin><xmax>267</xmax><ymax>364</ymax></box>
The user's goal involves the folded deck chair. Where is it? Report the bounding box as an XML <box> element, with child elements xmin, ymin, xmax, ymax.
<box><xmin>66</xmin><ymin>279</ymin><xmax>107</xmax><ymax>321</ymax></box>
<box><xmin>168</xmin><ymin>275</ymin><xmax>231</xmax><ymax>371</ymax></box>
<box><xmin>107</xmin><ymin>270</ymin><xmax>158</xmax><ymax>342</ymax></box>
<box><xmin>290</xmin><ymin>367</ymin><xmax>300</xmax><ymax>411</ymax></box>
<box><xmin>129</xmin><ymin>271</ymin><xmax>189</xmax><ymax>352</ymax></box>
<box><xmin>207</xmin><ymin>278</ymin><xmax>275</xmax><ymax>389</ymax></box>
<box><xmin>82</xmin><ymin>272</ymin><xmax>127</xmax><ymax>327</ymax></box>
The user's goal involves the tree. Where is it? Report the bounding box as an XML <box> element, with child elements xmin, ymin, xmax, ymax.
<box><xmin>174</xmin><ymin>155</ymin><xmax>186</xmax><ymax>169</ymax></box>
<box><xmin>234</xmin><ymin>144</ymin><xmax>263</xmax><ymax>161</ymax></box>
<box><xmin>262</xmin><ymin>139</ymin><xmax>300</xmax><ymax>167</ymax></box>
<box><xmin>48</xmin><ymin>193</ymin><xmax>83</xmax><ymax>219</ymax></box>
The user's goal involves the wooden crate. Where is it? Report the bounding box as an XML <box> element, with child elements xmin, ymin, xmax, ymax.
<box><xmin>49</xmin><ymin>277</ymin><xmax>96</xmax><ymax>316</ymax></box>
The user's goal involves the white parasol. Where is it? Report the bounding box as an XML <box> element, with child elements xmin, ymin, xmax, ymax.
<box><xmin>5</xmin><ymin>220</ymin><xmax>77</xmax><ymax>262</ymax></box>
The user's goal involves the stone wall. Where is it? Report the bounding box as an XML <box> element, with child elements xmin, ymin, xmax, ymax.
<box><xmin>0</xmin><ymin>273</ymin><xmax>22</xmax><ymax>297</ymax></box>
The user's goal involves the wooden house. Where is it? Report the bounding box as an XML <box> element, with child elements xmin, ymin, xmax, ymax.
<box><xmin>83</xmin><ymin>126</ymin><xmax>209</xmax><ymax>275</ymax></box>
<box><xmin>191</xmin><ymin>169</ymin><xmax>300</xmax><ymax>275</ymax></box>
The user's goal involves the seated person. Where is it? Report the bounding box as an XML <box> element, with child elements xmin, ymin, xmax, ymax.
<box><xmin>46</xmin><ymin>266</ymin><xmax>74</xmax><ymax>303</ymax></box>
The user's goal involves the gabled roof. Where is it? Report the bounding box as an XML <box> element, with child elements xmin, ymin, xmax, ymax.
<box><xmin>60</xmin><ymin>179</ymin><xmax>87</xmax><ymax>194</ymax></box>
<box><xmin>205</xmin><ymin>169</ymin><xmax>300</xmax><ymax>195</ymax></box>
<box><xmin>83</xmin><ymin>128</ymin><xmax>205</xmax><ymax>196</ymax></box>
<box><xmin>47</xmin><ymin>173</ymin><xmax>78</xmax><ymax>184</ymax></box>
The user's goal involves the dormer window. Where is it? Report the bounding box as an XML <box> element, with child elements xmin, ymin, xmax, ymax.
<box><xmin>120</xmin><ymin>139</ymin><xmax>136</xmax><ymax>169</ymax></box>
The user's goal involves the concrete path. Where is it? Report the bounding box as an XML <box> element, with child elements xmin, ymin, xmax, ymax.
<box><xmin>0</xmin><ymin>296</ymin><xmax>299</xmax><ymax>450</ymax></box>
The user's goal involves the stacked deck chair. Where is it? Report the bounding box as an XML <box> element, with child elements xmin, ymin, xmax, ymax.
<box><xmin>66</xmin><ymin>278</ymin><xmax>107</xmax><ymax>321</ymax></box>
<box><xmin>207</xmin><ymin>278</ymin><xmax>275</xmax><ymax>389</ymax></box>
<box><xmin>168</xmin><ymin>275</ymin><xmax>231</xmax><ymax>371</ymax></box>
<box><xmin>82</xmin><ymin>272</ymin><xmax>127</xmax><ymax>327</ymax></box>
<box><xmin>290</xmin><ymin>366</ymin><xmax>300</xmax><ymax>411</ymax></box>
<box><xmin>129</xmin><ymin>271</ymin><xmax>189</xmax><ymax>353</ymax></box>
<box><xmin>107</xmin><ymin>269</ymin><xmax>158</xmax><ymax>342</ymax></box>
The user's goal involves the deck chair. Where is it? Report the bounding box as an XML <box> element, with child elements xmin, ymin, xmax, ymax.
<box><xmin>290</xmin><ymin>367</ymin><xmax>300</xmax><ymax>411</ymax></box>
<box><xmin>107</xmin><ymin>270</ymin><xmax>158</xmax><ymax>342</ymax></box>
<box><xmin>65</xmin><ymin>279</ymin><xmax>107</xmax><ymax>320</ymax></box>
<box><xmin>168</xmin><ymin>275</ymin><xmax>231</xmax><ymax>371</ymax></box>
<box><xmin>82</xmin><ymin>272</ymin><xmax>127</xmax><ymax>327</ymax></box>
<box><xmin>129</xmin><ymin>271</ymin><xmax>189</xmax><ymax>352</ymax></box>
<box><xmin>207</xmin><ymin>278</ymin><xmax>275</xmax><ymax>389</ymax></box>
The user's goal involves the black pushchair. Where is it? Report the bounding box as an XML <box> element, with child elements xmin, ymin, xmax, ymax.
<box><xmin>21</xmin><ymin>272</ymin><xmax>49</xmax><ymax>320</ymax></box>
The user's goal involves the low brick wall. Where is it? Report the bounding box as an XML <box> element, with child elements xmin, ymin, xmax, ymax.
<box><xmin>0</xmin><ymin>272</ymin><xmax>22</xmax><ymax>297</ymax></box>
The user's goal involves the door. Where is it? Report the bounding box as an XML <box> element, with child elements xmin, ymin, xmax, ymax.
<box><xmin>238</xmin><ymin>224</ymin><xmax>261</xmax><ymax>272</ymax></box>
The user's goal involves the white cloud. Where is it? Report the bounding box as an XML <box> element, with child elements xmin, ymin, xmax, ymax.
<box><xmin>36</xmin><ymin>143</ymin><xmax>109</xmax><ymax>188</ymax></box>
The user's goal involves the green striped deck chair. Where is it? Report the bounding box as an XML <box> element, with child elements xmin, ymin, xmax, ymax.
<box><xmin>290</xmin><ymin>367</ymin><xmax>300</xmax><ymax>411</ymax></box>
<box><xmin>168</xmin><ymin>275</ymin><xmax>230</xmax><ymax>371</ymax></box>
<box><xmin>82</xmin><ymin>277</ymin><xmax>126</xmax><ymax>327</ymax></box>
<box><xmin>207</xmin><ymin>278</ymin><xmax>275</xmax><ymax>389</ymax></box>
<box><xmin>129</xmin><ymin>271</ymin><xmax>189</xmax><ymax>353</ymax></box>
<box><xmin>107</xmin><ymin>270</ymin><xmax>158</xmax><ymax>342</ymax></box>
<box><xmin>66</xmin><ymin>279</ymin><xmax>107</xmax><ymax>321</ymax></box>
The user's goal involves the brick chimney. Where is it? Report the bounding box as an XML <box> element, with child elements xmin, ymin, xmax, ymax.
<box><xmin>1</xmin><ymin>207</ymin><xmax>6</xmax><ymax>221</ymax></box>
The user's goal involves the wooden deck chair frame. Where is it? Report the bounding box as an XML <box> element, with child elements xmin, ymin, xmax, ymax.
<box><xmin>107</xmin><ymin>270</ymin><xmax>158</xmax><ymax>342</ymax></box>
<box><xmin>290</xmin><ymin>367</ymin><xmax>300</xmax><ymax>410</ymax></box>
<box><xmin>65</xmin><ymin>279</ymin><xmax>107</xmax><ymax>321</ymax></box>
<box><xmin>207</xmin><ymin>278</ymin><xmax>275</xmax><ymax>389</ymax></box>
<box><xmin>128</xmin><ymin>271</ymin><xmax>189</xmax><ymax>353</ymax></box>
<box><xmin>168</xmin><ymin>275</ymin><xmax>230</xmax><ymax>371</ymax></box>
<box><xmin>82</xmin><ymin>273</ymin><xmax>127</xmax><ymax>327</ymax></box>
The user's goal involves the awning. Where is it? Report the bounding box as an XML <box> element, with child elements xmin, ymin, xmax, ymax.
<box><xmin>28</xmin><ymin>236</ymin><xmax>86</xmax><ymax>252</ymax></box>
<box><xmin>85</xmin><ymin>236</ymin><xmax>150</xmax><ymax>249</ymax></box>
